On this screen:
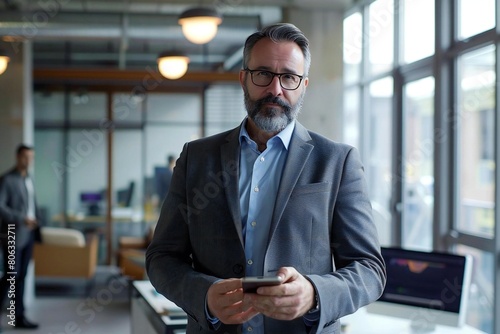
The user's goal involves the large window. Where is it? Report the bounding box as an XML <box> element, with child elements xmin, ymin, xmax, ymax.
<box><xmin>368</xmin><ymin>0</ymin><xmax>394</xmax><ymax>75</ymax></box>
<box><xmin>343</xmin><ymin>1</ymin><xmax>498</xmax><ymax>333</ymax></box>
<box><xmin>367</xmin><ymin>77</ymin><xmax>393</xmax><ymax>246</ymax></box>
<box><xmin>343</xmin><ymin>12</ymin><xmax>363</xmax><ymax>85</ymax></box>
<box><xmin>457</xmin><ymin>0</ymin><xmax>495</xmax><ymax>40</ymax></box>
<box><xmin>402</xmin><ymin>77</ymin><xmax>435</xmax><ymax>250</ymax></box>
<box><xmin>457</xmin><ymin>45</ymin><xmax>496</xmax><ymax>238</ymax></box>
<box><xmin>401</xmin><ymin>0</ymin><xmax>434</xmax><ymax>64</ymax></box>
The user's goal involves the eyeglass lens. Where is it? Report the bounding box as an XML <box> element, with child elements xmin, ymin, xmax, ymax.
<box><xmin>251</xmin><ymin>70</ymin><xmax>301</xmax><ymax>90</ymax></box>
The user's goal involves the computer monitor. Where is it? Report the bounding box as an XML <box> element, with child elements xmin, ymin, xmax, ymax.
<box><xmin>366</xmin><ymin>247</ymin><xmax>473</xmax><ymax>333</ymax></box>
<box><xmin>80</xmin><ymin>191</ymin><xmax>103</xmax><ymax>215</ymax></box>
<box><xmin>117</xmin><ymin>181</ymin><xmax>135</xmax><ymax>207</ymax></box>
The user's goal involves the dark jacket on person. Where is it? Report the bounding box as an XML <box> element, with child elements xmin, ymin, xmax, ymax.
<box><xmin>0</xmin><ymin>168</ymin><xmax>42</xmax><ymax>248</ymax></box>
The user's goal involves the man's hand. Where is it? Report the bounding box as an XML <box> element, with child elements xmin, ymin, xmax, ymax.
<box><xmin>24</xmin><ymin>218</ymin><xmax>38</xmax><ymax>230</ymax></box>
<box><xmin>207</xmin><ymin>278</ymin><xmax>260</xmax><ymax>324</ymax></box>
<box><xmin>242</xmin><ymin>267</ymin><xmax>316</xmax><ymax>321</ymax></box>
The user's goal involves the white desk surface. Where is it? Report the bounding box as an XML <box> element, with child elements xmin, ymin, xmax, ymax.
<box><xmin>133</xmin><ymin>280</ymin><xmax>187</xmax><ymax>326</ymax></box>
<box><xmin>340</xmin><ymin>307</ymin><xmax>486</xmax><ymax>334</ymax></box>
<box><xmin>132</xmin><ymin>281</ymin><xmax>486</xmax><ymax>334</ymax></box>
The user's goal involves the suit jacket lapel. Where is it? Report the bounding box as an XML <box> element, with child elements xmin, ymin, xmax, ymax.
<box><xmin>221</xmin><ymin>125</ymin><xmax>244</xmax><ymax>246</ymax></box>
<box><xmin>269</xmin><ymin>122</ymin><xmax>314</xmax><ymax>240</ymax></box>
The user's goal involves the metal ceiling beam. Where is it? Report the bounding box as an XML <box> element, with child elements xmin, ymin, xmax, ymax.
<box><xmin>0</xmin><ymin>11</ymin><xmax>259</xmax><ymax>41</ymax></box>
<box><xmin>33</xmin><ymin>52</ymin><xmax>228</xmax><ymax>63</ymax></box>
<box><xmin>0</xmin><ymin>0</ymin><xmax>351</xmax><ymax>12</ymax></box>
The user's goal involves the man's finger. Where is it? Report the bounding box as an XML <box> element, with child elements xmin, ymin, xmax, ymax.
<box><xmin>212</xmin><ymin>278</ymin><xmax>242</xmax><ymax>294</ymax></box>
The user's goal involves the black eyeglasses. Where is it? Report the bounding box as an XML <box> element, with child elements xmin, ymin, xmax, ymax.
<box><xmin>244</xmin><ymin>68</ymin><xmax>304</xmax><ymax>91</ymax></box>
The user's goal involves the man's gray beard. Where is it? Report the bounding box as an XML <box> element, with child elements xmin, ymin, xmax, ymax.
<box><xmin>243</xmin><ymin>89</ymin><xmax>304</xmax><ymax>133</ymax></box>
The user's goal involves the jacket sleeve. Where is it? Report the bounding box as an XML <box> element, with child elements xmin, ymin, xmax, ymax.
<box><xmin>308</xmin><ymin>147</ymin><xmax>386</xmax><ymax>332</ymax></box>
<box><xmin>0</xmin><ymin>175</ymin><xmax>26</xmax><ymax>225</ymax></box>
<box><xmin>145</xmin><ymin>143</ymin><xmax>221</xmax><ymax>331</ymax></box>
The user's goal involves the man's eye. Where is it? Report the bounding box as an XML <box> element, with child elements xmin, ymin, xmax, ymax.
<box><xmin>256</xmin><ymin>71</ymin><xmax>272</xmax><ymax>78</ymax></box>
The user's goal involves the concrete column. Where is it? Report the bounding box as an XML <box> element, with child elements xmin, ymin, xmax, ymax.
<box><xmin>0</xmin><ymin>40</ymin><xmax>34</xmax><ymax>172</ymax></box>
<box><xmin>286</xmin><ymin>9</ymin><xmax>345</xmax><ymax>142</ymax></box>
<box><xmin>0</xmin><ymin>40</ymin><xmax>35</xmax><ymax>306</ymax></box>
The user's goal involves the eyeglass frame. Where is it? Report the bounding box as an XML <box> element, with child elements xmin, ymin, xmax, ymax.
<box><xmin>243</xmin><ymin>68</ymin><xmax>305</xmax><ymax>91</ymax></box>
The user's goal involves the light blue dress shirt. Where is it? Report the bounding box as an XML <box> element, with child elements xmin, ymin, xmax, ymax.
<box><xmin>206</xmin><ymin>120</ymin><xmax>317</xmax><ymax>332</ymax></box>
<box><xmin>238</xmin><ymin>119</ymin><xmax>294</xmax><ymax>334</ymax></box>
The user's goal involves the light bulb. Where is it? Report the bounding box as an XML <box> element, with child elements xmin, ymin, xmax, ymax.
<box><xmin>0</xmin><ymin>56</ymin><xmax>10</xmax><ymax>75</ymax></box>
<box><xmin>178</xmin><ymin>8</ymin><xmax>222</xmax><ymax>45</ymax></box>
<box><xmin>157</xmin><ymin>55</ymin><xmax>190</xmax><ymax>80</ymax></box>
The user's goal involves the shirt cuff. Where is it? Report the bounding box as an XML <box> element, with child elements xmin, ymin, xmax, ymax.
<box><xmin>303</xmin><ymin>278</ymin><xmax>320</xmax><ymax>326</ymax></box>
<box><xmin>303</xmin><ymin>308</ymin><xmax>320</xmax><ymax>325</ymax></box>
<box><xmin>205</xmin><ymin>295</ymin><xmax>221</xmax><ymax>328</ymax></box>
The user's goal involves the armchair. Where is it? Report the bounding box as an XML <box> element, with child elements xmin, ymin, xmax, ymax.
<box><xmin>116</xmin><ymin>223</ymin><xmax>155</xmax><ymax>280</ymax></box>
<box><xmin>33</xmin><ymin>227</ymin><xmax>98</xmax><ymax>294</ymax></box>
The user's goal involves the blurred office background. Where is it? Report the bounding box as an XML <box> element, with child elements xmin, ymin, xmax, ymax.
<box><xmin>0</xmin><ymin>0</ymin><xmax>498</xmax><ymax>333</ymax></box>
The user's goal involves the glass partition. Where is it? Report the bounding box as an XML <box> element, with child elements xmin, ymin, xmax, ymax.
<box><xmin>34</xmin><ymin>130</ymin><xmax>65</xmax><ymax>227</ymax></box>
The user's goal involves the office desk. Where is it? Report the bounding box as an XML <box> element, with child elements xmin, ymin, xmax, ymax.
<box><xmin>340</xmin><ymin>307</ymin><xmax>486</xmax><ymax>334</ymax></box>
<box><xmin>131</xmin><ymin>280</ymin><xmax>187</xmax><ymax>334</ymax></box>
<box><xmin>52</xmin><ymin>209</ymin><xmax>144</xmax><ymax>225</ymax></box>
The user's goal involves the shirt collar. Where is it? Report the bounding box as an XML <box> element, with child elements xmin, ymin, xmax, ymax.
<box><xmin>239</xmin><ymin>117</ymin><xmax>295</xmax><ymax>150</ymax></box>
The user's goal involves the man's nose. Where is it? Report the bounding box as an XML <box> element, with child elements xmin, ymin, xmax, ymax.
<box><xmin>265</xmin><ymin>75</ymin><xmax>283</xmax><ymax>96</ymax></box>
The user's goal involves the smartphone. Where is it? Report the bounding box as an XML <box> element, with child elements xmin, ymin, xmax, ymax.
<box><xmin>242</xmin><ymin>276</ymin><xmax>283</xmax><ymax>293</ymax></box>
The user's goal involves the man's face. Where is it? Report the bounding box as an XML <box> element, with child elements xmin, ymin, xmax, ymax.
<box><xmin>16</xmin><ymin>149</ymin><xmax>34</xmax><ymax>171</ymax></box>
<box><xmin>239</xmin><ymin>38</ymin><xmax>309</xmax><ymax>133</ymax></box>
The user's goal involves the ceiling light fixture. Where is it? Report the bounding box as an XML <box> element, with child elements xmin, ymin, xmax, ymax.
<box><xmin>157</xmin><ymin>52</ymin><xmax>190</xmax><ymax>80</ymax></box>
<box><xmin>178</xmin><ymin>7</ymin><xmax>222</xmax><ymax>44</ymax></box>
<box><xmin>0</xmin><ymin>50</ymin><xmax>10</xmax><ymax>76</ymax></box>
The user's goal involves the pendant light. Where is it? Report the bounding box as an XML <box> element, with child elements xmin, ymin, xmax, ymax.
<box><xmin>0</xmin><ymin>50</ymin><xmax>10</xmax><ymax>76</ymax></box>
<box><xmin>157</xmin><ymin>52</ymin><xmax>190</xmax><ymax>80</ymax></box>
<box><xmin>178</xmin><ymin>7</ymin><xmax>222</xmax><ymax>44</ymax></box>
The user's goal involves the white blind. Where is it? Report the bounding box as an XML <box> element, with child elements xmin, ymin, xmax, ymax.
<box><xmin>205</xmin><ymin>84</ymin><xmax>247</xmax><ymax>136</ymax></box>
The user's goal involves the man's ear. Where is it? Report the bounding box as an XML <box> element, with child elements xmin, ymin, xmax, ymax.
<box><xmin>239</xmin><ymin>70</ymin><xmax>246</xmax><ymax>88</ymax></box>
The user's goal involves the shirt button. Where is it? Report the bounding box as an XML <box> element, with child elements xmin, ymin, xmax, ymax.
<box><xmin>251</xmin><ymin>221</ymin><xmax>257</xmax><ymax>227</ymax></box>
<box><xmin>247</xmin><ymin>326</ymin><xmax>253</xmax><ymax>332</ymax></box>
<box><xmin>254</xmin><ymin>186</ymin><xmax>259</xmax><ymax>192</ymax></box>
<box><xmin>260</xmin><ymin>157</ymin><xmax>265</xmax><ymax>162</ymax></box>
<box><xmin>247</xmin><ymin>259</ymin><xmax>253</xmax><ymax>265</ymax></box>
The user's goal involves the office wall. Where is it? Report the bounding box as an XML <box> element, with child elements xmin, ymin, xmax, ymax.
<box><xmin>0</xmin><ymin>41</ymin><xmax>33</xmax><ymax>174</ymax></box>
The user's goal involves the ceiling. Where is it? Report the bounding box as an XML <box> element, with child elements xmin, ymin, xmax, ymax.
<box><xmin>0</xmin><ymin>0</ymin><xmax>353</xmax><ymax>83</ymax></box>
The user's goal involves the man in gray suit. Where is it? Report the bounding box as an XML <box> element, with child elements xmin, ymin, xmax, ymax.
<box><xmin>0</xmin><ymin>144</ymin><xmax>40</xmax><ymax>330</ymax></box>
<box><xmin>146</xmin><ymin>23</ymin><xmax>386</xmax><ymax>334</ymax></box>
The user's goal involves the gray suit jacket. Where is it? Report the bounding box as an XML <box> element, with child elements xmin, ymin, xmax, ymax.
<box><xmin>146</xmin><ymin>121</ymin><xmax>386</xmax><ymax>334</ymax></box>
<box><xmin>0</xmin><ymin>168</ymin><xmax>41</xmax><ymax>248</ymax></box>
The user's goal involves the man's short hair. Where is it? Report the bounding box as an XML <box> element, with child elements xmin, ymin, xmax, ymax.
<box><xmin>16</xmin><ymin>144</ymin><xmax>33</xmax><ymax>155</ymax></box>
<box><xmin>242</xmin><ymin>23</ymin><xmax>311</xmax><ymax>76</ymax></box>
